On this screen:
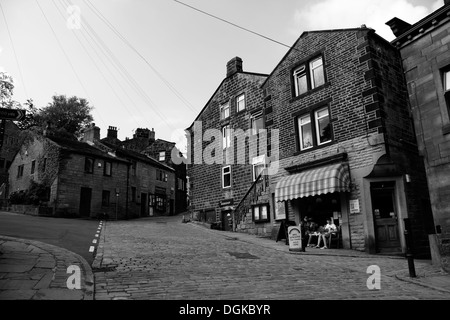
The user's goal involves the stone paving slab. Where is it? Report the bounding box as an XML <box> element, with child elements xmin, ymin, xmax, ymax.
<box><xmin>0</xmin><ymin>236</ymin><xmax>94</xmax><ymax>300</ymax></box>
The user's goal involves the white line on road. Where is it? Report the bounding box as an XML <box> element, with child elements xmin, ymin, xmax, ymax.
<box><xmin>95</xmin><ymin>234</ymin><xmax>99</xmax><ymax>237</ymax></box>
<box><xmin>89</xmin><ymin>246</ymin><xmax>95</xmax><ymax>253</ymax></box>
<box><xmin>92</xmin><ymin>239</ymin><xmax>97</xmax><ymax>244</ymax></box>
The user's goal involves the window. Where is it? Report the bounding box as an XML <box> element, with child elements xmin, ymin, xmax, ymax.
<box><xmin>222</xmin><ymin>166</ymin><xmax>231</xmax><ymax>189</ymax></box>
<box><xmin>220</xmin><ymin>102</ymin><xmax>230</xmax><ymax>120</ymax></box>
<box><xmin>298</xmin><ymin>114</ymin><xmax>313</xmax><ymax>150</ymax></box>
<box><xmin>155</xmin><ymin>195</ymin><xmax>166</xmax><ymax>212</ymax></box>
<box><xmin>157</xmin><ymin>169</ymin><xmax>167</xmax><ymax>182</ymax></box>
<box><xmin>250</xmin><ymin>112</ymin><xmax>264</xmax><ymax>135</ymax></box>
<box><xmin>102</xmin><ymin>190</ymin><xmax>110</xmax><ymax>207</ymax></box>
<box><xmin>17</xmin><ymin>165</ymin><xmax>24</xmax><ymax>178</ymax></box>
<box><xmin>293</xmin><ymin>56</ymin><xmax>325</xmax><ymax>96</ymax></box>
<box><xmin>85</xmin><ymin>157</ymin><xmax>94</xmax><ymax>173</ymax></box>
<box><xmin>222</xmin><ymin>125</ymin><xmax>231</xmax><ymax>149</ymax></box>
<box><xmin>178</xmin><ymin>178</ymin><xmax>185</xmax><ymax>190</ymax></box>
<box><xmin>104</xmin><ymin>161</ymin><xmax>112</xmax><ymax>176</ymax></box>
<box><xmin>444</xmin><ymin>69</ymin><xmax>450</xmax><ymax>113</ymax></box>
<box><xmin>253</xmin><ymin>203</ymin><xmax>269</xmax><ymax>222</ymax></box>
<box><xmin>132</xmin><ymin>160</ymin><xmax>137</xmax><ymax>176</ymax></box>
<box><xmin>252</xmin><ymin>155</ymin><xmax>266</xmax><ymax>181</ymax></box>
<box><xmin>315</xmin><ymin>107</ymin><xmax>332</xmax><ymax>145</ymax></box>
<box><xmin>159</xmin><ymin>151</ymin><xmax>165</xmax><ymax>162</ymax></box>
<box><xmin>297</xmin><ymin>106</ymin><xmax>332</xmax><ymax>151</ymax></box>
<box><xmin>236</xmin><ymin>94</ymin><xmax>245</xmax><ymax>112</ymax></box>
<box><xmin>31</xmin><ymin>160</ymin><xmax>36</xmax><ymax>174</ymax></box>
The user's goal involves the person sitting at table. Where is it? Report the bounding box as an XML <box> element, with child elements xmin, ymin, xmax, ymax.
<box><xmin>315</xmin><ymin>219</ymin><xmax>337</xmax><ymax>249</ymax></box>
<box><xmin>304</xmin><ymin>218</ymin><xmax>320</xmax><ymax>247</ymax></box>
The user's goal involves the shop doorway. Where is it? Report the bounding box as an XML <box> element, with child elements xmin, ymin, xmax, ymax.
<box><xmin>371</xmin><ymin>181</ymin><xmax>401</xmax><ymax>253</ymax></box>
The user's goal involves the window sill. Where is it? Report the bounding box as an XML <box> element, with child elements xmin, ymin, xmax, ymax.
<box><xmin>293</xmin><ymin>140</ymin><xmax>336</xmax><ymax>156</ymax></box>
<box><xmin>290</xmin><ymin>82</ymin><xmax>330</xmax><ymax>103</ymax></box>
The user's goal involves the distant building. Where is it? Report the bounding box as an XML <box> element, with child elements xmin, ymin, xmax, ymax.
<box><xmin>8</xmin><ymin>125</ymin><xmax>176</xmax><ymax>218</ymax></box>
<box><xmin>0</xmin><ymin>121</ymin><xmax>23</xmax><ymax>203</ymax></box>
<box><xmin>101</xmin><ymin>126</ymin><xmax>187</xmax><ymax>214</ymax></box>
<box><xmin>386</xmin><ymin>1</ymin><xmax>450</xmax><ymax>269</ymax></box>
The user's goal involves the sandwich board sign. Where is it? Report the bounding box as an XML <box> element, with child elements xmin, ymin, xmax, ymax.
<box><xmin>287</xmin><ymin>226</ymin><xmax>302</xmax><ymax>252</ymax></box>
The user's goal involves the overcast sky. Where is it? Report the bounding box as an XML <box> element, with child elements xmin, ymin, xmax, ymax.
<box><xmin>0</xmin><ymin>0</ymin><xmax>444</xmax><ymax>152</ymax></box>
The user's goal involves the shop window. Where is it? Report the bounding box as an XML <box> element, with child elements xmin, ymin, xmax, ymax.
<box><xmin>250</xmin><ymin>111</ymin><xmax>264</xmax><ymax>135</ymax></box>
<box><xmin>293</xmin><ymin>56</ymin><xmax>325</xmax><ymax>97</ymax></box>
<box><xmin>253</xmin><ymin>203</ymin><xmax>269</xmax><ymax>223</ymax></box>
<box><xmin>220</xmin><ymin>102</ymin><xmax>230</xmax><ymax>120</ymax></box>
<box><xmin>104</xmin><ymin>161</ymin><xmax>112</xmax><ymax>176</ymax></box>
<box><xmin>222</xmin><ymin>166</ymin><xmax>231</xmax><ymax>189</ymax></box>
<box><xmin>236</xmin><ymin>94</ymin><xmax>245</xmax><ymax>112</ymax></box>
<box><xmin>85</xmin><ymin>157</ymin><xmax>94</xmax><ymax>174</ymax></box>
<box><xmin>155</xmin><ymin>195</ymin><xmax>166</xmax><ymax>212</ymax></box>
<box><xmin>296</xmin><ymin>106</ymin><xmax>332</xmax><ymax>151</ymax></box>
<box><xmin>102</xmin><ymin>190</ymin><xmax>110</xmax><ymax>207</ymax></box>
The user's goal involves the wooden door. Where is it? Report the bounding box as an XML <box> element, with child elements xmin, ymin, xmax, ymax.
<box><xmin>371</xmin><ymin>182</ymin><xmax>401</xmax><ymax>253</ymax></box>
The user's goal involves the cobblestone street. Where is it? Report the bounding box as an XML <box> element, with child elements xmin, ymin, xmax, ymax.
<box><xmin>92</xmin><ymin>215</ymin><xmax>450</xmax><ymax>300</ymax></box>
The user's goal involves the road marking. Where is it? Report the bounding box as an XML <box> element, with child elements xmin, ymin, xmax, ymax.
<box><xmin>95</xmin><ymin>234</ymin><xmax>99</xmax><ymax>237</ymax></box>
<box><xmin>89</xmin><ymin>246</ymin><xmax>95</xmax><ymax>253</ymax></box>
<box><xmin>92</xmin><ymin>239</ymin><xmax>97</xmax><ymax>244</ymax></box>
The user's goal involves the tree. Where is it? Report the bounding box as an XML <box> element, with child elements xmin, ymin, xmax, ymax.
<box><xmin>0</xmin><ymin>72</ymin><xmax>21</xmax><ymax>109</ymax></box>
<box><xmin>39</xmin><ymin>95</ymin><xmax>94</xmax><ymax>138</ymax></box>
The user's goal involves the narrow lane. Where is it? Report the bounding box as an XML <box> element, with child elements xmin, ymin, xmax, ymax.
<box><xmin>0</xmin><ymin>211</ymin><xmax>100</xmax><ymax>265</ymax></box>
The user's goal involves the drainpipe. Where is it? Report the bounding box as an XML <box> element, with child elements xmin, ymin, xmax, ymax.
<box><xmin>126</xmin><ymin>162</ymin><xmax>130</xmax><ymax>220</ymax></box>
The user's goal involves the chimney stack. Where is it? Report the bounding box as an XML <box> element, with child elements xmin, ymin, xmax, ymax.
<box><xmin>385</xmin><ymin>17</ymin><xmax>412</xmax><ymax>38</ymax></box>
<box><xmin>107</xmin><ymin>126</ymin><xmax>118</xmax><ymax>139</ymax></box>
<box><xmin>82</xmin><ymin>123</ymin><xmax>100</xmax><ymax>143</ymax></box>
<box><xmin>226</xmin><ymin>57</ymin><xmax>243</xmax><ymax>77</ymax></box>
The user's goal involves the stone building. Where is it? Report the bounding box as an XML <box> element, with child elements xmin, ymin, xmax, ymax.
<box><xmin>8</xmin><ymin>125</ymin><xmax>176</xmax><ymax>218</ymax></box>
<box><xmin>0</xmin><ymin>121</ymin><xmax>23</xmax><ymax>203</ymax></box>
<box><xmin>188</xmin><ymin>27</ymin><xmax>434</xmax><ymax>256</ymax></box>
<box><xmin>263</xmin><ymin>26</ymin><xmax>433</xmax><ymax>256</ymax></box>
<box><xmin>386</xmin><ymin>1</ymin><xmax>450</xmax><ymax>268</ymax></box>
<box><xmin>101</xmin><ymin>126</ymin><xmax>187</xmax><ymax>214</ymax></box>
<box><xmin>187</xmin><ymin>57</ymin><xmax>269</xmax><ymax>231</ymax></box>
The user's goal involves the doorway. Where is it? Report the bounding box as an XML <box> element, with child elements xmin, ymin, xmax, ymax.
<box><xmin>371</xmin><ymin>181</ymin><xmax>401</xmax><ymax>253</ymax></box>
<box><xmin>79</xmin><ymin>187</ymin><xmax>92</xmax><ymax>217</ymax></box>
<box><xmin>222</xmin><ymin>210</ymin><xmax>233</xmax><ymax>231</ymax></box>
<box><xmin>141</xmin><ymin>193</ymin><xmax>148</xmax><ymax>217</ymax></box>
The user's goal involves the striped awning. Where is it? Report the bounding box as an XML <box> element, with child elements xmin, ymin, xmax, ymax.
<box><xmin>275</xmin><ymin>163</ymin><xmax>351</xmax><ymax>202</ymax></box>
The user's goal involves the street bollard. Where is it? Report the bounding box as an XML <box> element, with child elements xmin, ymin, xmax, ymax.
<box><xmin>403</xmin><ymin>218</ymin><xmax>416</xmax><ymax>278</ymax></box>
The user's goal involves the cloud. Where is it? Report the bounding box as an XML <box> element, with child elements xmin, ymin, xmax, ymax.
<box><xmin>292</xmin><ymin>0</ymin><xmax>443</xmax><ymax>41</ymax></box>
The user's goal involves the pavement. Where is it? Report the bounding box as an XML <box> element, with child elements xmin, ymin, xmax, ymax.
<box><xmin>1</xmin><ymin>215</ymin><xmax>450</xmax><ymax>300</ymax></box>
<box><xmin>0</xmin><ymin>235</ymin><xmax>94</xmax><ymax>300</ymax></box>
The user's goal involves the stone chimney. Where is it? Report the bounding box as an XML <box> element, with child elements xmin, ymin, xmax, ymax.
<box><xmin>82</xmin><ymin>123</ymin><xmax>100</xmax><ymax>142</ymax></box>
<box><xmin>385</xmin><ymin>17</ymin><xmax>412</xmax><ymax>38</ymax></box>
<box><xmin>226</xmin><ymin>57</ymin><xmax>243</xmax><ymax>77</ymax></box>
<box><xmin>107</xmin><ymin>126</ymin><xmax>118</xmax><ymax>139</ymax></box>
<box><xmin>149</xmin><ymin>128</ymin><xmax>155</xmax><ymax>144</ymax></box>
